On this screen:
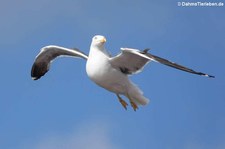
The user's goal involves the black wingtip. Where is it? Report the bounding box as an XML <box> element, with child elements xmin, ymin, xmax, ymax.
<box><xmin>31</xmin><ymin>76</ymin><xmax>40</xmax><ymax>80</ymax></box>
<box><xmin>206</xmin><ymin>74</ymin><xmax>215</xmax><ymax>78</ymax></box>
<box><xmin>31</xmin><ymin>62</ymin><xmax>48</xmax><ymax>81</ymax></box>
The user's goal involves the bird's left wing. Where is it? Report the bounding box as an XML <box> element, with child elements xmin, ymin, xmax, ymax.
<box><xmin>144</xmin><ymin>50</ymin><xmax>215</xmax><ymax>78</ymax></box>
<box><xmin>31</xmin><ymin>45</ymin><xmax>88</xmax><ymax>80</ymax></box>
<box><xmin>109</xmin><ymin>48</ymin><xmax>214</xmax><ymax>78</ymax></box>
<box><xmin>109</xmin><ymin>48</ymin><xmax>150</xmax><ymax>75</ymax></box>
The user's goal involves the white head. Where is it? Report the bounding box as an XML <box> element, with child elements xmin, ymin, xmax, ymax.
<box><xmin>91</xmin><ymin>35</ymin><xmax>107</xmax><ymax>47</ymax></box>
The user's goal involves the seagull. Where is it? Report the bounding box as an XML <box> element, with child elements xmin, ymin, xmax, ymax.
<box><xmin>31</xmin><ymin>35</ymin><xmax>214</xmax><ymax>111</ymax></box>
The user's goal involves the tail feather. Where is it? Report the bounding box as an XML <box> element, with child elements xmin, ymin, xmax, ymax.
<box><xmin>127</xmin><ymin>82</ymin><xmax>150</xmax><ymax>105</ymax></box>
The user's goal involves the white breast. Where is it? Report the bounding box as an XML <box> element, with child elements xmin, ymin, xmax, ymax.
<box><xmin>86</xmin><ymin>47</ymin><xmax>129</xmax><ymax>94</ymax></box>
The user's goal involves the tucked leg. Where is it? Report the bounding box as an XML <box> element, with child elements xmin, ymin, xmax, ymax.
<box><xmin>126</xmin><ymin>94</ymin><xmax>139</xmax><ymax>111</ymax></box>
<box><xmin>130</xmin><ymin>101</ymin><xmax>139</xmax><ymax>111</ymax></box>
<box><xmin>116</xmin><ymin>94</ymin><xmax>128</xmax><ymax>110</ymax></box>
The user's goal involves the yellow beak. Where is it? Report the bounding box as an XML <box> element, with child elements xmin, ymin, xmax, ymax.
<box><xmin>100</xmin><ymin>37</ymin><xmax>107</xmax><ymax>43</ymax></box>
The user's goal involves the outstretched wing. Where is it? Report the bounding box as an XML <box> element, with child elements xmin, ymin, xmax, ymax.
<box><xmin>109</xmin><ymin>48</ymin><xmax>150</xmax><ymax>74</ymax></box>
<box><xmin>31</xmin><ymin>45</ymin><xmax>88</xmax><ymax>80</ymax></box>
<box><xmin>109</xmin><ymin>48</ymin><xmax>214</xmax><ymax>78</ymax></box>
<box><xmin>144</xmin><ymin>51</ymin><xmax>215</xmax><ymax>78</ymax></box>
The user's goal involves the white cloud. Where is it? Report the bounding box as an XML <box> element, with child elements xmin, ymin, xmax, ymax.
<box><xmin>24</xmin><ymin>121</ymin><xmax>121</xmax><ymax>149</ymax></box>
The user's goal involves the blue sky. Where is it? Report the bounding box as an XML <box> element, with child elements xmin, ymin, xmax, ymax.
<box><xmin>0</xmin><ymin>0</ymin><xmax>225</xmax><ymax>149</ymax></box>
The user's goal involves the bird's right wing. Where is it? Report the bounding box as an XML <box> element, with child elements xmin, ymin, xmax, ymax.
<box><xmin>31</xmin><ymin>45</ymin><xmax>88</xmax><ymax>80</ymax></box>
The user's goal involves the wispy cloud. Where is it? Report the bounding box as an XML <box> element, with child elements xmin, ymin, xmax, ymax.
<box><xmin>24</xmin><ymin>121</ymin><xmax>121</xmax><ymax>149</ymax></box>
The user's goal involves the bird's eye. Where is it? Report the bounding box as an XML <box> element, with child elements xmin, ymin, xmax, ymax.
<box><xmin>94</xmin><ymin>36</ymin><xmax>98</xmax><ymax>40</ymax></box>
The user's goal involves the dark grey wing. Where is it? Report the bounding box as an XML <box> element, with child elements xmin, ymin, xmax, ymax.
<box><xmin>31</xmin><ymin>45</ymin><xmax>88</xmax><ymax>80</ymax></box>
<box><xmin>144</xmin><ymin>51</ymin><xmax>215</xmax><ymax>78</ymax></box>
<box><xmin>109</xmin><ymin>48</ymin><xmax>150</xmax><ymax>75</ymax></box>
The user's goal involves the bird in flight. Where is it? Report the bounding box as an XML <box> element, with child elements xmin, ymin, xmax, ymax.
<box><xmin>31</xmin><ymin>35</ymin><xmax>214</xmax><ymax>111</ymax></box>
